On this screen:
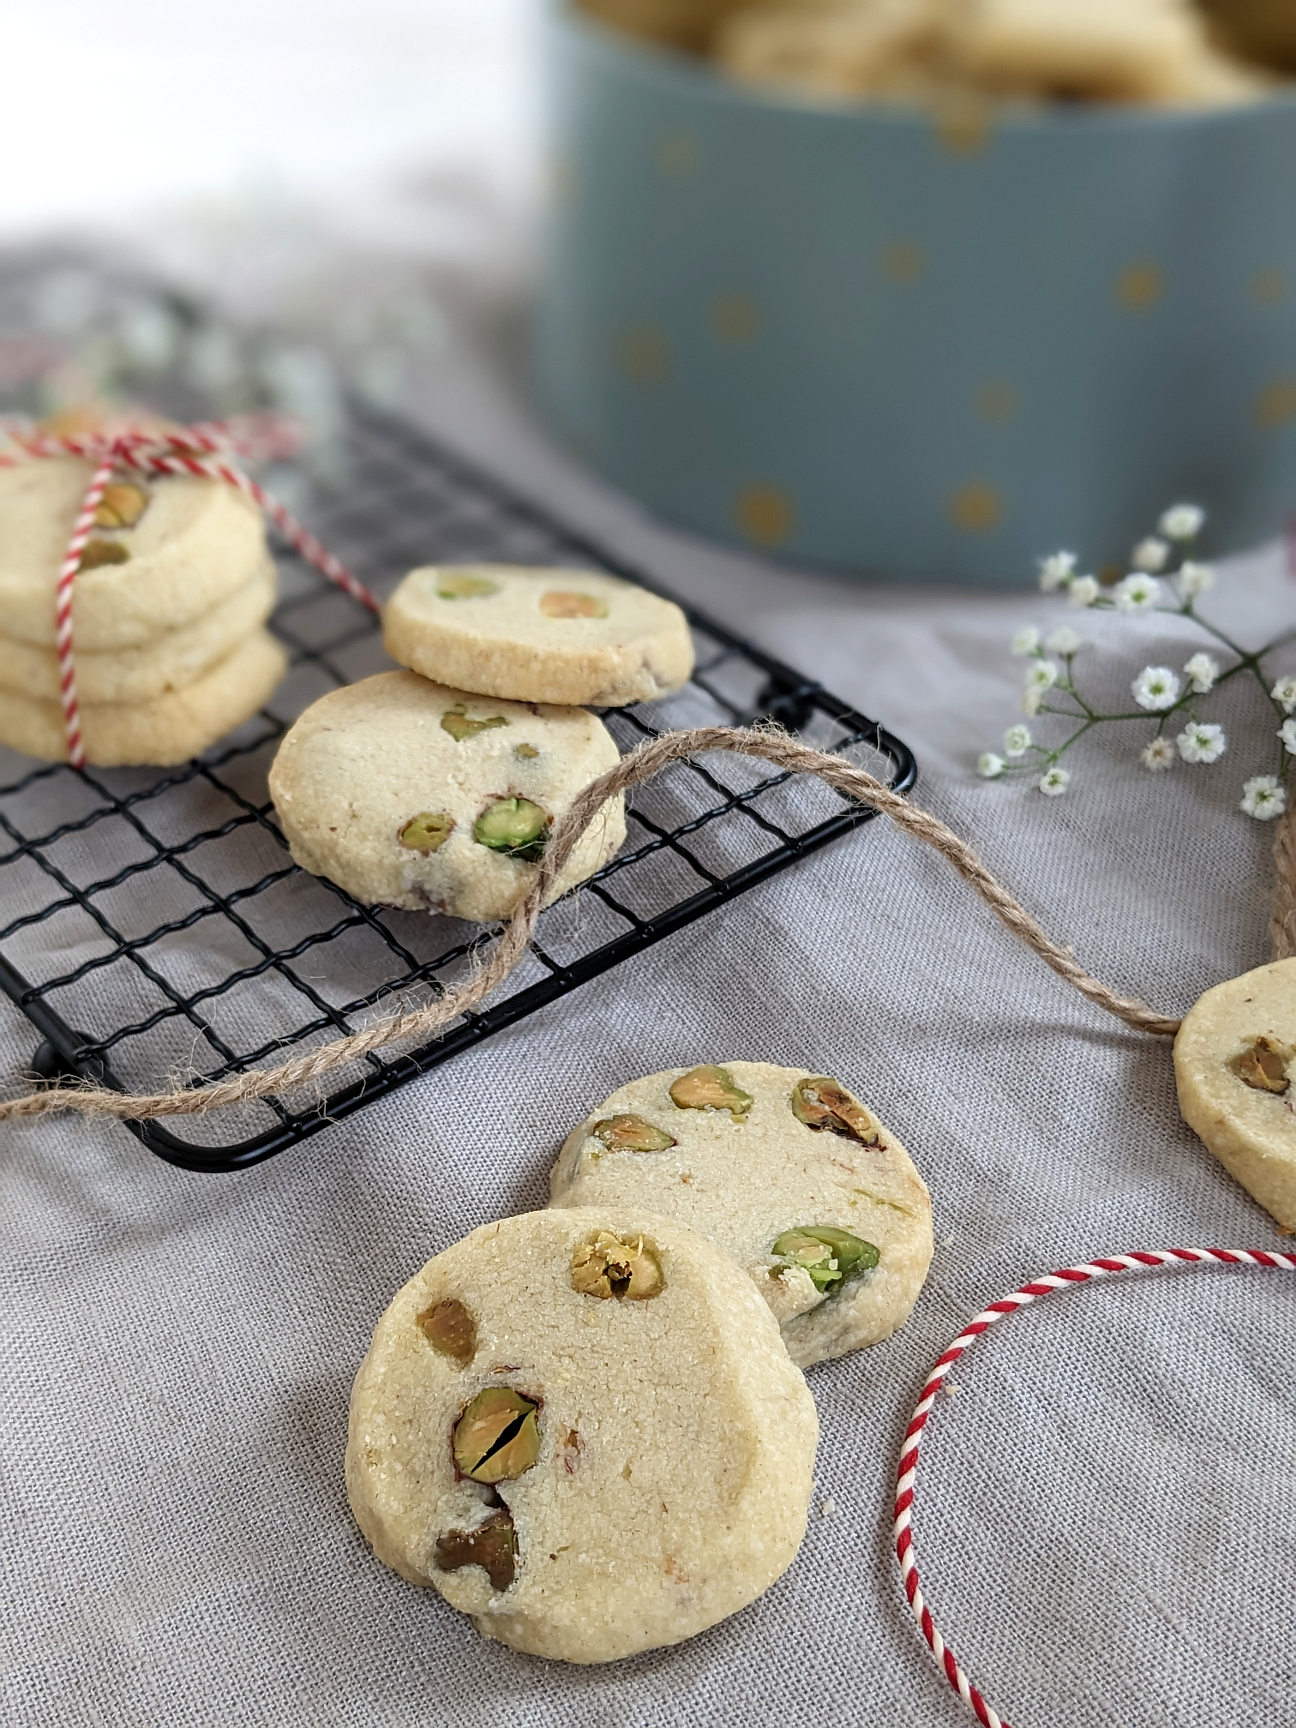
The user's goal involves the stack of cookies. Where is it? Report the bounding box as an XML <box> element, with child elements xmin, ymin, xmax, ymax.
<box><xmin>0</xmin><ymin>459</ymin><xmax>285</xmax><ymax>767</ymax></box>
<box><xmin>269</xmin><ymin>564</ymin><xmax>696</xmax><ymax>923</ymax></box>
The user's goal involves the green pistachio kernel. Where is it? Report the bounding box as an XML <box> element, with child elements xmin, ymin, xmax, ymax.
<box><xmin>400</xmin><ymin>811</ymin><xmax>455</xmax><ymax>854</ymax></box>
<box><xmin>791</xmin><ymin>1076</ymin><xmax>882</xmax><ymax>1147</ymax></box>
<box><xmin>452</xmin><ymin>1388</ymin><xmax>541</xmax><ymax>1484</ymax></box>
<box><xmin>437</xmin><ymin>571</ymin><xmax>501</xmax><ymax>600</ymax></box>
<box><xmin>591</xmin><ymin>1113</ymin><xmax>677</xmax><ymax>1153</ymax></box>
<box><xmin>78</xmin><ymin>539</ymin><xmax>131</xmax><ymax>571</ymax></box>
<box><xmin>772</xmin><ymin>1226</ymin><xmax>879</xmax><ymax>1297</ymax></box>
<box><xmin>669</xmin><ymin>1065</ymin><xmax>753</xmax><ymax>1117</ymax></box>
<box><xmin>435</xmin><ymin>1511</ymin><xmax>517</xmax><ymax>1592</ymax></box>
<box><xmin>514</xmin><ymin>743</ymin><xmax>540</xmax><ymax>760</ymax></box>
<box><xmin>570</xmin><ymin>1230</ymin><xmax>665</xmax><ymax>1300</ymax></box>
<box><xmin>416</xmin><ymin>1297</ymin><xmax>477</xmax><ymax>1366</ymax></box>
<box><xmin>1232</xmin><ymin>1036</ymin><xmax>1292</xmax><ymax>1095</ymax></box>
<box><xmin>441</xmin><ymin>705</ymin><xmax>509</xmax><ymax>743</ymax></box>
<box><xmin>473</xmin><ymin>797</ymin><xmax>550</xmax><ymax>862</ymax></box>
<box><xmin>540</xmin><ymin>589</ymin><xmax>609</xmax><ymax>619</ymax></box>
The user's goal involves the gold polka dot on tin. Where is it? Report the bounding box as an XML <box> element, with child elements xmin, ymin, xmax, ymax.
<box><xmin>1117</xmin><ymin>263</ymin><xmax>1164</xmax><ymax>310</ymax></box>
<box><xmin>976</xmin><ymin>382</ymin><xmax>1018</xmax><ymax>424</ymax></box>
<box><xmin>1256</xmin><ymin>380</ymin><xmax>1296</xmax><ymax>430</ymax></box>
<box><xmin>735</xmin><ymin>485</ymin><xmax>795</xmax><ymax>548</ymax></box>
<box><xmin>950</xmin><ymin>483</ymin><xmax>1005</xmax><ymax>533</ymax></box>
<box><xmin>882</xmin><ymin>241</ymin><xmax>926</xmax><ymax>284</ymax></box>
<box><xmin>616</xmin><ymin>326</ymin><xmax>671</xmax><ymax>385</ymax></box>
<box><xmin>1253</xmin><ymin>268</ymin><xmax>1288</xmax><ymax>306</ymax></box>
<box><xmin>710</xmin><ymin>293</ymin><xmax>761</xmax><ymax>344</ymax></box>
<box><xmin>657</xmin><ymin>129</ymin><xmax>698</xmax><ymax>178</ymax></box>
<box><xmin>933</xmin><ymin>100</ymin><xmax>992</xmax><ymax>156</ymax></box>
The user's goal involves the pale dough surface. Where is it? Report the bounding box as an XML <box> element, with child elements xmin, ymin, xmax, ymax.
<box><xmin>549</xmin><ymin>1061</ymin><xmax>933</xmax><ymax>1367</ymax></box>
<box><xmin>345</xmin><ymin>1206</ymin><xmax>818</xmax><ymax>1664</ymax></box>
<box><xmin>0</xmin><ymin>627</ymin><xmax>286</xmax><ymax>767</ymax></box>
<box><xmin>268</xmin><ymin>670</ymin><xmax>626</xmax><ymax>922</ymax></box>
<box><xmin>0</xmin><ymin>459</ymin><xmax>269</xmax><ymax>650</ymax></box>
<box><xmin>1175</xmin><ymin>957</ymin><xmax>1296</xmax><ymax>1229</ymax></box>
<box><xmin>382</xmin><ymin>564</ymin><xmax>695</xmax><ymax>707</ymax></box>
<box><xmin>0</xmin><ymin>559</ymin><xmax>277</xmax><ymax>704</ymax></box>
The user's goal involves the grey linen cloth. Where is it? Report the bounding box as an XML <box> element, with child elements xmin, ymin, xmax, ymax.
<box><xmin>3</xmin><ymin>363</ymin><xmax>1294</xmax><ymax>1728</ymax></box>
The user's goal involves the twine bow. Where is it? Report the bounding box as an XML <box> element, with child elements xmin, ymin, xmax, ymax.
<box><xmin>0</xmin><ymin>414</ymin><xmax>380</xmax><ymax>767</ymax></box>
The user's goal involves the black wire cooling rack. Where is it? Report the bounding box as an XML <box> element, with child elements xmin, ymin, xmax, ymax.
<box><xmin>0</xmin><ymin>271</ymin><xmax>916</xmax><ymax>1173</ymax></box>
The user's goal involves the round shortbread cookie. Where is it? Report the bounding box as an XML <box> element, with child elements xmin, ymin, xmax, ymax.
<box><xmin>0</xmin><ymin>460</ymin><xmax>268</xmax><ymax>651</ymax></box>
<box><xmin>0</xmin><ymin>558</ymin><xmax>277</xmax><ymax>704</ymax></box>
<box><xmin>345</xmin><ymin>1206</ymin><xmax>817</xmax><ymax>1663</ymax></box>
<box><xmin>382</xmin><ymin>565</ymin><xmax>694</xmax><ymax>708</ymax></box>
<box><xmin>1175</xmin><ymin>958</ymin><xmax>1296</xmax><ymax>1229</ymax></box>
<box><xmin>549</xmin><ymin>1062</ymin><xmax>933</xmax><ymax>1368</ymax></box>
<box><xmin>268</xmin><ymin>670</ymin><xmax>626</xmax><ymax>922</ymax></box>
<box><xmin>0</xmin><ymin>628</ymin><xmax>286</xmax><ymax>767</ymax></box>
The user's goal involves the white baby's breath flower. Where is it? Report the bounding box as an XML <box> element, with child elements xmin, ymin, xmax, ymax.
<box><xmin>1141</xmin><ymin>737</ymin><xmax>1176</xmax><ymax>771</ymax></box>
<box><xmin>1025</xmin><ymin>659</ymin><xmax>1060</xmax><ymax>695</ymax></box>
<box><xmin>1159</xmin><ymin>503</ymin><xmax>1205</xmax><ymax>541</ymax></box>
<box><xmin>1272</xmin><ymin>677</ymin><xmax>1296</xmax><ymax>713</ymax></box>
<box><xmin>1114</xmin><ymin>573</ymin><xmax>1162</xmax><ymax>614</ymax></box>
<box><xmin>1176</xmin><ymin>560</ymin><xmax>1214</xmax><ymax>598</ymax></box>
<box><xmin>1176</xmin><ymin>722</ymin><xmax>1227</xmax><ymax>765</ymax></box>
<box><xmin>1022</xmin><ymin>687</ymin><xmax>1042</xmax><ymax>716</ymax></box>
<box><xmin>1132</xmin><ymin>666</ymin><xmax>1181</xmax><ymax>711</ymax></box>
<box><xmin>1038</xmin><ymin>551</ymin><xmax>1077</xmax><ymax>592</ymax></box>
<box><xmin>1044</xmin><ymin>625</ymin><xmax>1083</xmax><ymax>656</ymax></box>
<box><xmin>1183</xmin><ymin>652</ymin><xmax>1219</xmax><ymax>694</ymax></box>
<box><xmin>1280</xmin><ymin>718</ymin><xmax>1296</xmax><ymax>755</ymax></box>
<box><xmin>1038</xmin><ymin>766</ymin><xmax>1071</xmax><ymax>797</ymax></box>
<box><xmin>1132</xmin><ymin>536</ymin><xmax>1170</xmax><ymax>573</ymax></box>
<box><xmin>1067</xmin><ymin>575</ymin><xmax>1099</xmax><ymax>609</ymax></box>
<box><xmin>978</xmin><ymin>752</ymin><xmax>1006</xmax><ymax>779</ymax></box>
<box><xmin>1241</xmin><ymin>775</ymin><xmax>1287</xmax><ymax>821</ymax></box>
<box><xmin>1003</xmin><ymin>724</ymin><xmax>1032</xmax><ymax>758</ymax></box>
<box><xmin>1011</xmin><ymin>626</ymin><xmax>1040</xmax><ymax>656</ymax></box>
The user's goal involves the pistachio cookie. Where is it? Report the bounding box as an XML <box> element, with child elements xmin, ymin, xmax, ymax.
<box><xmin>549</xmin><ymin>1062</ymin><xmax>933</xmax><ymax>1368</ymax></box>
<box><xmin>0</xmin><ymin>460</ymin><xmax>269</xmax><ymax>650</ymax></box>
<box><xmin>1175</xmin><ymin>957</ymin><xmax>1296</xmax><ymax>1229</ymax></box>
<box><xmin>346</xmin><ymin>1206</ymin><xmax>817</xmax><ymax>1663</ymax></box>
<box><xmin>382</xmin><ymin>565</ymin><xmax>694</xmax><ymax>708</ymax></box>
<box><xmin>0</xmin><ymin>629</ymin><xmax>286</xmax><ymax>767</ymax></box>
<box><xmin>268</xmin><ymin>671</ymin><xmax>626</xmax><ymax>922</ymax></box>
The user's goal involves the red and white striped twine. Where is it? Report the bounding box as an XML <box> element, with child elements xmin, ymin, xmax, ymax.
<box><xmin>894</xmin><ymin>1247</ymin><xmax>1296</xmax><ymax>1728</ymax></box>
<box><xmin>0</xmin><ymin>416</ymin><xmax>380</xmax><ymax>769</ymax></box>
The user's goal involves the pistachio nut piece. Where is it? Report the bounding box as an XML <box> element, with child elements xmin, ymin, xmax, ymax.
<box><xmin>514</xmin><ymin>743</ymin><xmax>540</xmax><ymax>760</ymax></box>
<box><xmin>791</xmin><ymin>1076</ymin><xmax>881</xmax><ymax>1147</ymax></box>
<box><xmin>416</xmin><ymin>1297</ymin><xmax>477</xmax><ymax>1366</ymax></box>
<box><xmin>400</xmin><ymin>811</ymin><xmax>455</xmax><ymax>854</ymax></box>
<box><xmin>570</xmin><ymin>1230</ymin><xmax>665</xmax><ymax>1301</ymax></box>
<box><xmin>435</xmin><ymin>1510</ymin><xmax>517</xmax><ymax>1592</ymax></box>
<box><xmin>473</xmin><ymin>797</ymin><xmax>549</xmax><ymax>862</ymax></box>
<box><xmin>78</xmin><ymin>539</ymin><xmax>130</xmax><ymax>571</ymax></box>
<box><xmin>94</xmin><ymin>482</ymin><xmax>149</xmax><ymax>529</ymax></box>
<box><xmin>1231</xmin><ymin>1036</ymin><xmax>1291</xmax><ymax>1095</ymax></box>
<box><xmin>669</xmin><ymin>1065</ymin><xmax>753</xmax><ymax>1117</ymax></box>
<box><xmin>437</xmin><ymin>571</ymin><xmax>500</xmax><ymax>600</ymax></box>
<box><xmin>540</xmin><ymin>590</ymin><xmax>609</xmax><ymax>620</ymax></box>
<box><xmin>452</xmin><ymin>1388</ymin><xmax>541</xmax><ymax>1484</ymax></box>
<box><xmin>772</xmin><ymin>1225</ymin><xmax>879</xmax><ymax>1296</ymax></box>
<box><xmin>591</xmin><ymin>1114</ymin><xmax>677</xmax><ymax>1153</ymax></box>
<box><xmin>441</xmin><ymin>705</ymin><xmax>509</xmax><ymax>743</ymax></box>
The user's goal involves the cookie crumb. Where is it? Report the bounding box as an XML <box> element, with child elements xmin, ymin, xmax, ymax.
<box><xmin>818</xmin><ymin>1496</ymin><xmax>837</xmax><ymax>1519</ymax></box>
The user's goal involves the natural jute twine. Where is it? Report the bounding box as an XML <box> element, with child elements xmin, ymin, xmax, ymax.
<box><xmin>0</xmin><ymin>724</ymin><xmax>1181</xmax><ymax>1127</ymax></box>
<box><xmin>1270</xmin><ymin>805</ymin><xmax>1296</xmax><ymax>961</ymax></box>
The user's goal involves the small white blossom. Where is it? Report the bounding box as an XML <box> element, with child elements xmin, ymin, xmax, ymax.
<box><xmin>1003</xmin><ymin>724</ymin><xmax>1032</xmax><ymax>758</ymax></box>
<box><xmin>1241</xmin><ymin>775</ymin><xmax>1288</xmax><ymax>821</ymax></box>
<box><xmin>1177</xmin><ymin>560</ymin><xmax>1214</xmax><ymax>598</ymax></box>
<box><xmin>1067</xmin><ymin>575</ymin><xmax>1100</xmax><ymax>609</ymax></box>
<box><xmin>1141</xmin><ymin>737</ymin><xmax>1176</xmax><ymax>772</ymax></box>
<box><xmin>1038</xmin><ymin>551</ymin><xmax>1077</xmax><ymax>592</ymax></box>
<box><xmin>1280</xmin><ymin>718</ymin><xmax>1296</xmax><ymax>755</ymax></box>
<box><xmin>1022</xmin><ymin>687</ymin><xmax>1042</xmax><ymax>716</ymax></box>
<box><xmin>1011</xmin><ymin>626</ymin><xmax>1040</xmax><ymax>656</ymax></box>
<box><xmin>1025</xmin><ymin>659</ymin><xmax>1060</xmax><ymax>695</ymax></box>
<box><xmin>1132</xmin><ymin>536</ymin><xmax>1170</xmax><ymax>573</ymax></box>
<box><xmin>1159</xmin><ymin>503</ymin><xmax>1205</xmax><ymax>541</ymax></box>
<box><xmin>1038</xmin><ymin>766</ymin><xmax>1071</xmax><ymax>797</ymax></box>
<box><xmin>978</xmin><ymin>752</ymin><xmax>1006</xmax><ymax>779</ymax></box>
<box><xmin>1183</xmin><ymin>651</ymin><xmax>1220</xmax><ymax>694</ymax></box>
<box><xmin>1114</xmin><ymin>573</ymin><xmax>1162</xmax><ymax>614</ymax></box>
<box><xmin>1272</xmin><ymin>677</ymin><xmax>1296</xmax><ymax>713</ymax></box>
<box><xmin>1132</xmin><ymin>666</ymin><xmax>1181</xmax><ymax>711</ymax></box>
<box><xmin>1044</xmin><ymin>625</ymin><xmax>1083</xmax><ymax>656</ymax></box>
<box><xmin>1176</xmin><ymin>722</ymin><xmax>1227</xmax><ymax>765</ymax></box>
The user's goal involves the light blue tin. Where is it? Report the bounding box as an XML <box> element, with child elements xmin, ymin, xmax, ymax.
<box><xmin>535</xmin><ymin>5</ymin><xmax>1296</xmax><ymax>585</ymax></box>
